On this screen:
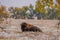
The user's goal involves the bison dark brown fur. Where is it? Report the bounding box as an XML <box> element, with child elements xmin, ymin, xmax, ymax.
<box><xmin>21</xmin><ymin>22</ymin><xmax>42</xmax><ymax>32</ymax></box>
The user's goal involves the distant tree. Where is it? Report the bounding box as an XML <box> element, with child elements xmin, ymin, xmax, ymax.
<box><xmin>29</xmin><ymin>4</ymin><xmax>33</xmax><ymax>9</ymax></box>
<box><xmin>35</xmin><ymin>0</ymin><xmax>46</xmax><ymax>13</ymax></box>
<box><xmin>0</xmin><ymin>5</ymin><xmax>10</xmax><ymax>24</ymax></box>
<box><xmin>35</xmin><ymin>0</ymin><xmax>60</xmax><ymax>20</ymax></box>
<box><xmin>20</xmin><ymin>6</ymin><xmax>28</xmax><ymax>19</ymax></box>
<box><xmin>0</xmin><ymin>5</ymin><xmax>10</xmax><ymax>19</ymax></box>
<box><xmin>26</xmin><ymin>4</ymin><xmax>35</xmax><ymax>19</ymax></box>
<box><xmin>54</xmin><ymin>1</ymin><xmax>60</xmax><ymax>20</ymax></box>
<box><xmin>8</xmin><ymin>7</ymin><xmax>16</xmax><ymax>18</ymax></box>
<box><xmin>8</xmin><ymin>6</ymin><xmax>28</xmax><ymax>19</ymax></box>
<box><xmin>55</xmin><ymin>7</ymin><xmax>60</xmax><ymax>20</ymax></box>
<box><xmin>56</xmin><ymin>0</ymin><xmax>60</xmax><ymax>5</ymax></box>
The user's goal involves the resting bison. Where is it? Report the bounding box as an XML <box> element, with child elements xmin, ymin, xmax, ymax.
<box><xmin>21</xmin><ymin>22</ymin><xmax>42</xmax><ymax>32</ymax></box>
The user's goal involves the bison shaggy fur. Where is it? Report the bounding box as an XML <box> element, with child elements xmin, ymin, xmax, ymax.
<box><xmin>21</xmin><ymin>22</ymin><xmax>42</xmax><ymax>32</ymax></box>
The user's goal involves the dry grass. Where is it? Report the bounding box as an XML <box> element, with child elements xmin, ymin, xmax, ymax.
<box><xmin>0</xmin><ymin>18</ymin><xmax>59</xmax><ymax>40</ymax></box>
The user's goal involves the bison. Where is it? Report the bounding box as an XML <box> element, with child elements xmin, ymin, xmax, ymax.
<box><xmin>21</xmin><ymin>22</ymin><xmax>42</xmax><ymax>32</ymax></box>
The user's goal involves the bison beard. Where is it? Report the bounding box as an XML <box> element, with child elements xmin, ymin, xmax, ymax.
<box><xmin>21</xmin><ymin>22</ymin><xmax>42</xmax><ymax>32</ymax></box>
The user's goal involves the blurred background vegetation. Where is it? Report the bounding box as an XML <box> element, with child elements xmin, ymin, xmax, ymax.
<box><xmin>0</xmin><ymin>0</ymin><xmax>60</xmax><ymax>20</ymax></box>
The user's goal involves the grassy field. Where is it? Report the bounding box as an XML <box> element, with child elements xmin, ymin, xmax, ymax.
<box><xmin>0</xmin><ymin>18</ymin><xmax>60</xmax><ymax>40</ymax></box>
